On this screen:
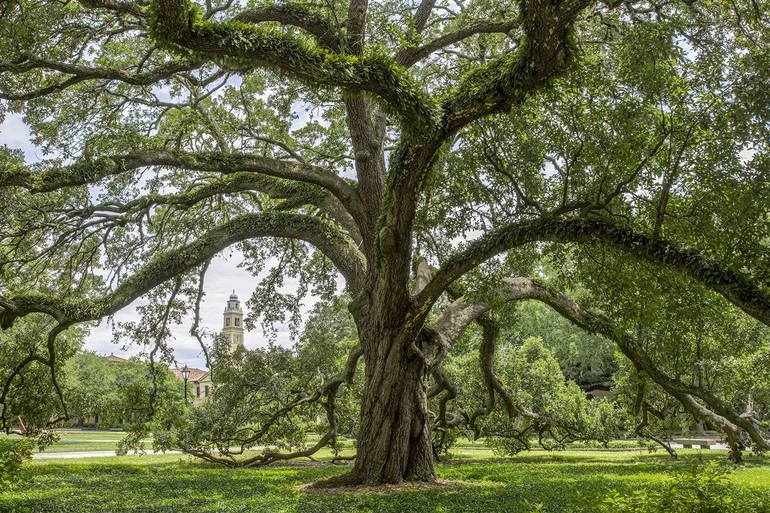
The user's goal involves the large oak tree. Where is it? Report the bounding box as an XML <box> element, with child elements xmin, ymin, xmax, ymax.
<box><xmin>0</xmin><ymin>0</ymin><xmax>768</xmax><ymax>484</ymax></box>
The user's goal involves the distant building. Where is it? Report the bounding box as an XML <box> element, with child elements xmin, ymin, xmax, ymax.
<box><xmin>171</xmin><ymin>366</ymin><xmax>211</xmax><ymax>405</ymax></box>
<box><xmin>171</xmin><ymin>291</ymin><xmax>245</xmax><ymax>404</ymax></box>
<box><xmin>222</xmin><ymin>291</ymin><xmax>245</xmax><ymax>352</ymax></box>
<box><xmin>106</xmin><ymin>354</ymin><xmax>128</xmax><ymax>364</ymax></box>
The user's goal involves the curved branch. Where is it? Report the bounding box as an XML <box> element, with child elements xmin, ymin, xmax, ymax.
<box><xmin>432</xmin><ymin>276</ymin><xmax>769</xmax><ymax>451</ymax></box>
<box><xmin>0</xmin><ymin>212</ymin><xmax>367</xmax><ymax>329</ymax></box>
<box><xmin>397</xmin><ymin>21</ymin><xmax>517</xmax><ymax>67</ymax></box>
<box><xmin>0</xmin><ymin>57</ymin><xmax>200</xmax><ymax>101</ymax></box>
<box><xmin>182</xmin><ymin>344</ymin><xmax>363</xmax><ymax>466</ymax></box>
<box><xmin>150</xmin><ymin>0</ymin><xmax>439</xmax><ymax>133</ymax></box>
<box><xmin>417</xmin><ymin>217</ymin><xmax>770</xmax><ymax>327</ymax></box>
<box><xmin>1</xmin><ymin>150</ymin><xmax>366</xmax><ymax>232</ymax></box>
<box><xmin>234</xmin><ymin>4</ymin><xmax>344</xmax><ymax>51</ymax></box>
<box><xmin>57</xmin><ymin>171</ymin><xmax>359</xmax><ymax>240</ymax></box>
<box><xmin>489</xmin><ymin>277</ymin><xmax>770</xmax><ymax>451</ymax></box>
<box><xmin>441</xmin><ymin>0</ymin><xmax>591</xmax><ymax>132</ymax></box>
<box><xmin>78</xmin><ymin>0</ymin><xmax>146</xmax><ymax>17</ymax></box>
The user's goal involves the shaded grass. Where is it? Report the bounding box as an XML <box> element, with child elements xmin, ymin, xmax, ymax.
<box><xmin>1</xmin><ymin>450</ymin><xmax>768</xmax><ymax>512</ymax></box>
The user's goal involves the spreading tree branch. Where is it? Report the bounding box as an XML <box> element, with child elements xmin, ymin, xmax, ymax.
<box><xmin>0</xmin><ymin>211</ymin><xmax>367</xmax><ymax>329</ymax></box>
<box><xmin>416</xmin><ymin>217</ymin><xmax>770</xmax><ymax>327</ymax></box>
<box><xmin>0</xmin><ymin>150</ymin><xmax>366</xmax><ymax>232</ymax></box>
<box><xmin>150</xmin><ymin>0</ymin><xmax>439</xmax><ymax>134</ymax></box>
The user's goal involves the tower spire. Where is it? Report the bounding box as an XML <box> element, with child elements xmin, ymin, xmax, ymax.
<box><xmin>223</xmin><ymin>291</ymin><xmax>244</xmax><ymax>351</ymax></box>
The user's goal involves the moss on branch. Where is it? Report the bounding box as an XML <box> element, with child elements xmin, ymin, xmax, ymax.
<box><xmin>149</xmin><ymin>0</ymin><xmax>439</xmax><ymax>136</ymax></box>
<box><xmin>419</xmin><ymin>218</ymin><xmax>770</xmax><ymax>327</ymax></box>
<box><xmin>441</xmin><ymin>0</ymin><xmax>590</xmax><ymax>131</ymax></box>
<box><xmin>1</xmin><ymin>212</ymin><xmax>366</xmax><ymax>329</ymax></box>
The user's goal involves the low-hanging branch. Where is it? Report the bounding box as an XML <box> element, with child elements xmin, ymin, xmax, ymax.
<box><xmin>427</xmin><ymin>275</ymin><xmax>769</xmax><ymax>457</ymax></box>
<box><xmin>451</xmin><ymin>277</ymin><xmax>770</xmax><ymax>454</ymax></box>
<box><xmin>181</xmin><ymin>344</ymin><xmax>363</xmax><ymax>467</ymax></box>
<box><xmin>430</xmin><ymin>313</ymin><xmax>603</xmax><ymax>449</ymax></box>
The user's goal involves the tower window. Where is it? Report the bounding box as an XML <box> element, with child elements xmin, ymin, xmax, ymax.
<box><xmin>225</xmin><ymin>317</ymin><xmax>230</xmax><ymax>326</ymax></box>
<box><xmin>235</xmin><ymin>317</ymin><xmax>239</xmax><ymax>326</ymax></box>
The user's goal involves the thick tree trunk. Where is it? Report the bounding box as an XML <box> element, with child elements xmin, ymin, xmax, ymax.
<box><xmin>315</xmin><ymin>312</ymin><xmax>437</xmax><ymax>487</ymax></box>
<box><xmin>350</xmin><ymin>336</ymin><xmax>435</xmax><ymax>484</ymax></box>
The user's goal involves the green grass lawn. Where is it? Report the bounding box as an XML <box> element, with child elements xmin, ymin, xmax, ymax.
<box><xmin>2</xmin><ymin>431</ymin><xmax>150</xmax><ymax>453</ymax></box>
<box><xmin>2</xmin><ymin>448</ymin><xmax>769</xmax><ymax>513</ymax></box>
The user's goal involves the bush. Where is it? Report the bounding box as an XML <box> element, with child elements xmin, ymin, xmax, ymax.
<box><xmin>0</xmin><ymin>437</ymin><xmax>35</xmax><ymax>488</ymax></box>
<box><xmin>600</xmin><ymin>459</ymin><xmax>770</xmax><ymax>513</ymax></box>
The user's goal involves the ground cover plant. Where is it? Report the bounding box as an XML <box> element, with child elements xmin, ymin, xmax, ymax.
<box><xmin>1</xmin><ymin>449</ymin><xmax>768</xmax><ymax>513</ymax></box>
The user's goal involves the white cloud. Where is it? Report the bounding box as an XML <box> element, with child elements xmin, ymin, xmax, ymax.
<box><xmin>0</xmin><ymin>113</ymin><xmax>41</xmax><ymax>161</ymax></box>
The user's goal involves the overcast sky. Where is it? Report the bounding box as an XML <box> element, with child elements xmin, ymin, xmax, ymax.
<box><xmin>1</xmin><ymin>113</ymin><xmax>326</xmax><ymax>370</ymax></box>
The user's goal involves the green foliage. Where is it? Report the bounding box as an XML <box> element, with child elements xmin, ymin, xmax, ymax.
<box><xmin>149</xmin><ymin>295</ymin><xmax>361</xmax><ymax>461</ymax></box>
<box><xmin>63</xmin><ymin>353</ymin><xmax>183</xmax><ymax>429</ymax></box>
<box><xmin>0</xmin><ymin>451</ymin><xmax>768</xmax><ymax>512</ymax></box>
<box><xmin>0</xmin><ymin>436</ymin><xmax>34</xmax><ymax>488</ymax></box>
<box><xmin>0</xmin><ymin>314</ymin><xmax>83</xmax><ymax>432</ymax></box>
<box><xmin>480</xmin><ymin>337</ymin><xmax>622</xmax><ymax>454</ymax></box>
<box><xmin>2</xmin><ymin>0</ymin><xmax>769</xmax><ymax>479</ymax></box>
<box><xmin>505</xmin><ymin>301</ymin><xmax>616</xmax><ymax>387</ymax></box>
<box><xmin>600</xmin><ymin>460</ymin><xmax>770</xmax><ymax>513</ymax></box>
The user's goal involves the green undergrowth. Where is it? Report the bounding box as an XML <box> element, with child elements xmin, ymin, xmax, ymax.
<box><xmin>0</xmin><ymin>450</ymin><xmax>768</xmax><ymax>512</ymax></box>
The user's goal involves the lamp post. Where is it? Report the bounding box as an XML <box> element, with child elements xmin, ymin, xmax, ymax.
<box><xmin>182</xmin><ymin>364</ymin><xmax>190</xmax><ymax>404</ymax></box>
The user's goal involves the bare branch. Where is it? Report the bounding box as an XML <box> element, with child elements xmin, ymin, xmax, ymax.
<box><xmin>397</xmin><ymin>21</ymin><xmax>517</xmax><ymax>66</ymax></box>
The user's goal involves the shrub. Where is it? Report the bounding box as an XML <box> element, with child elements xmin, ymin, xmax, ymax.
<box><xmin>0</xmin><ymin>437</ymin><xmax>35</xmax><ymax>488</ymax></box>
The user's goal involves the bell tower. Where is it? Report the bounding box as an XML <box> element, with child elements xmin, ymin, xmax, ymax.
<box><xmin>223</xmin><ymin>291</ymin><xmax>244</xmax><ymax>352</ymax></box>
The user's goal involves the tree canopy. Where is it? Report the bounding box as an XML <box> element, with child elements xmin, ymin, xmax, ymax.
<box><xmin>0</xmin><ymin>0</ymin><xmax>768</xmax><ymax>485</ymax></box>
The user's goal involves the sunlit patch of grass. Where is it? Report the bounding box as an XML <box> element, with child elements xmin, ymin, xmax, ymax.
<box><xmin>1</xmin><ymin>449</ymin><xmax>768</xmax><ymax>513</ymax></box>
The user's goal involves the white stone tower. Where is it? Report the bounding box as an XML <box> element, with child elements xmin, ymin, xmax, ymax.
<box><xmin>223</xmin><ymin>291</ymin><xmax>244</xmax><ymax>352</ymax></box>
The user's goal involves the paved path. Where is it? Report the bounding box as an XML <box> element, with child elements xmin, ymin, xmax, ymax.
<box><xmin>32</xmin><ymin>450</ymin><xmax>182</xmax><ymax>459</ymax></box>
<box><xmin>669</xmin><ymin>442</ymin><xmax>728</xmax><ymax>450</ymax></box>
<box><xmin>57</xmin><ymin>439</ymin><xmax>127</xmax><ymax>442</ymax></box>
